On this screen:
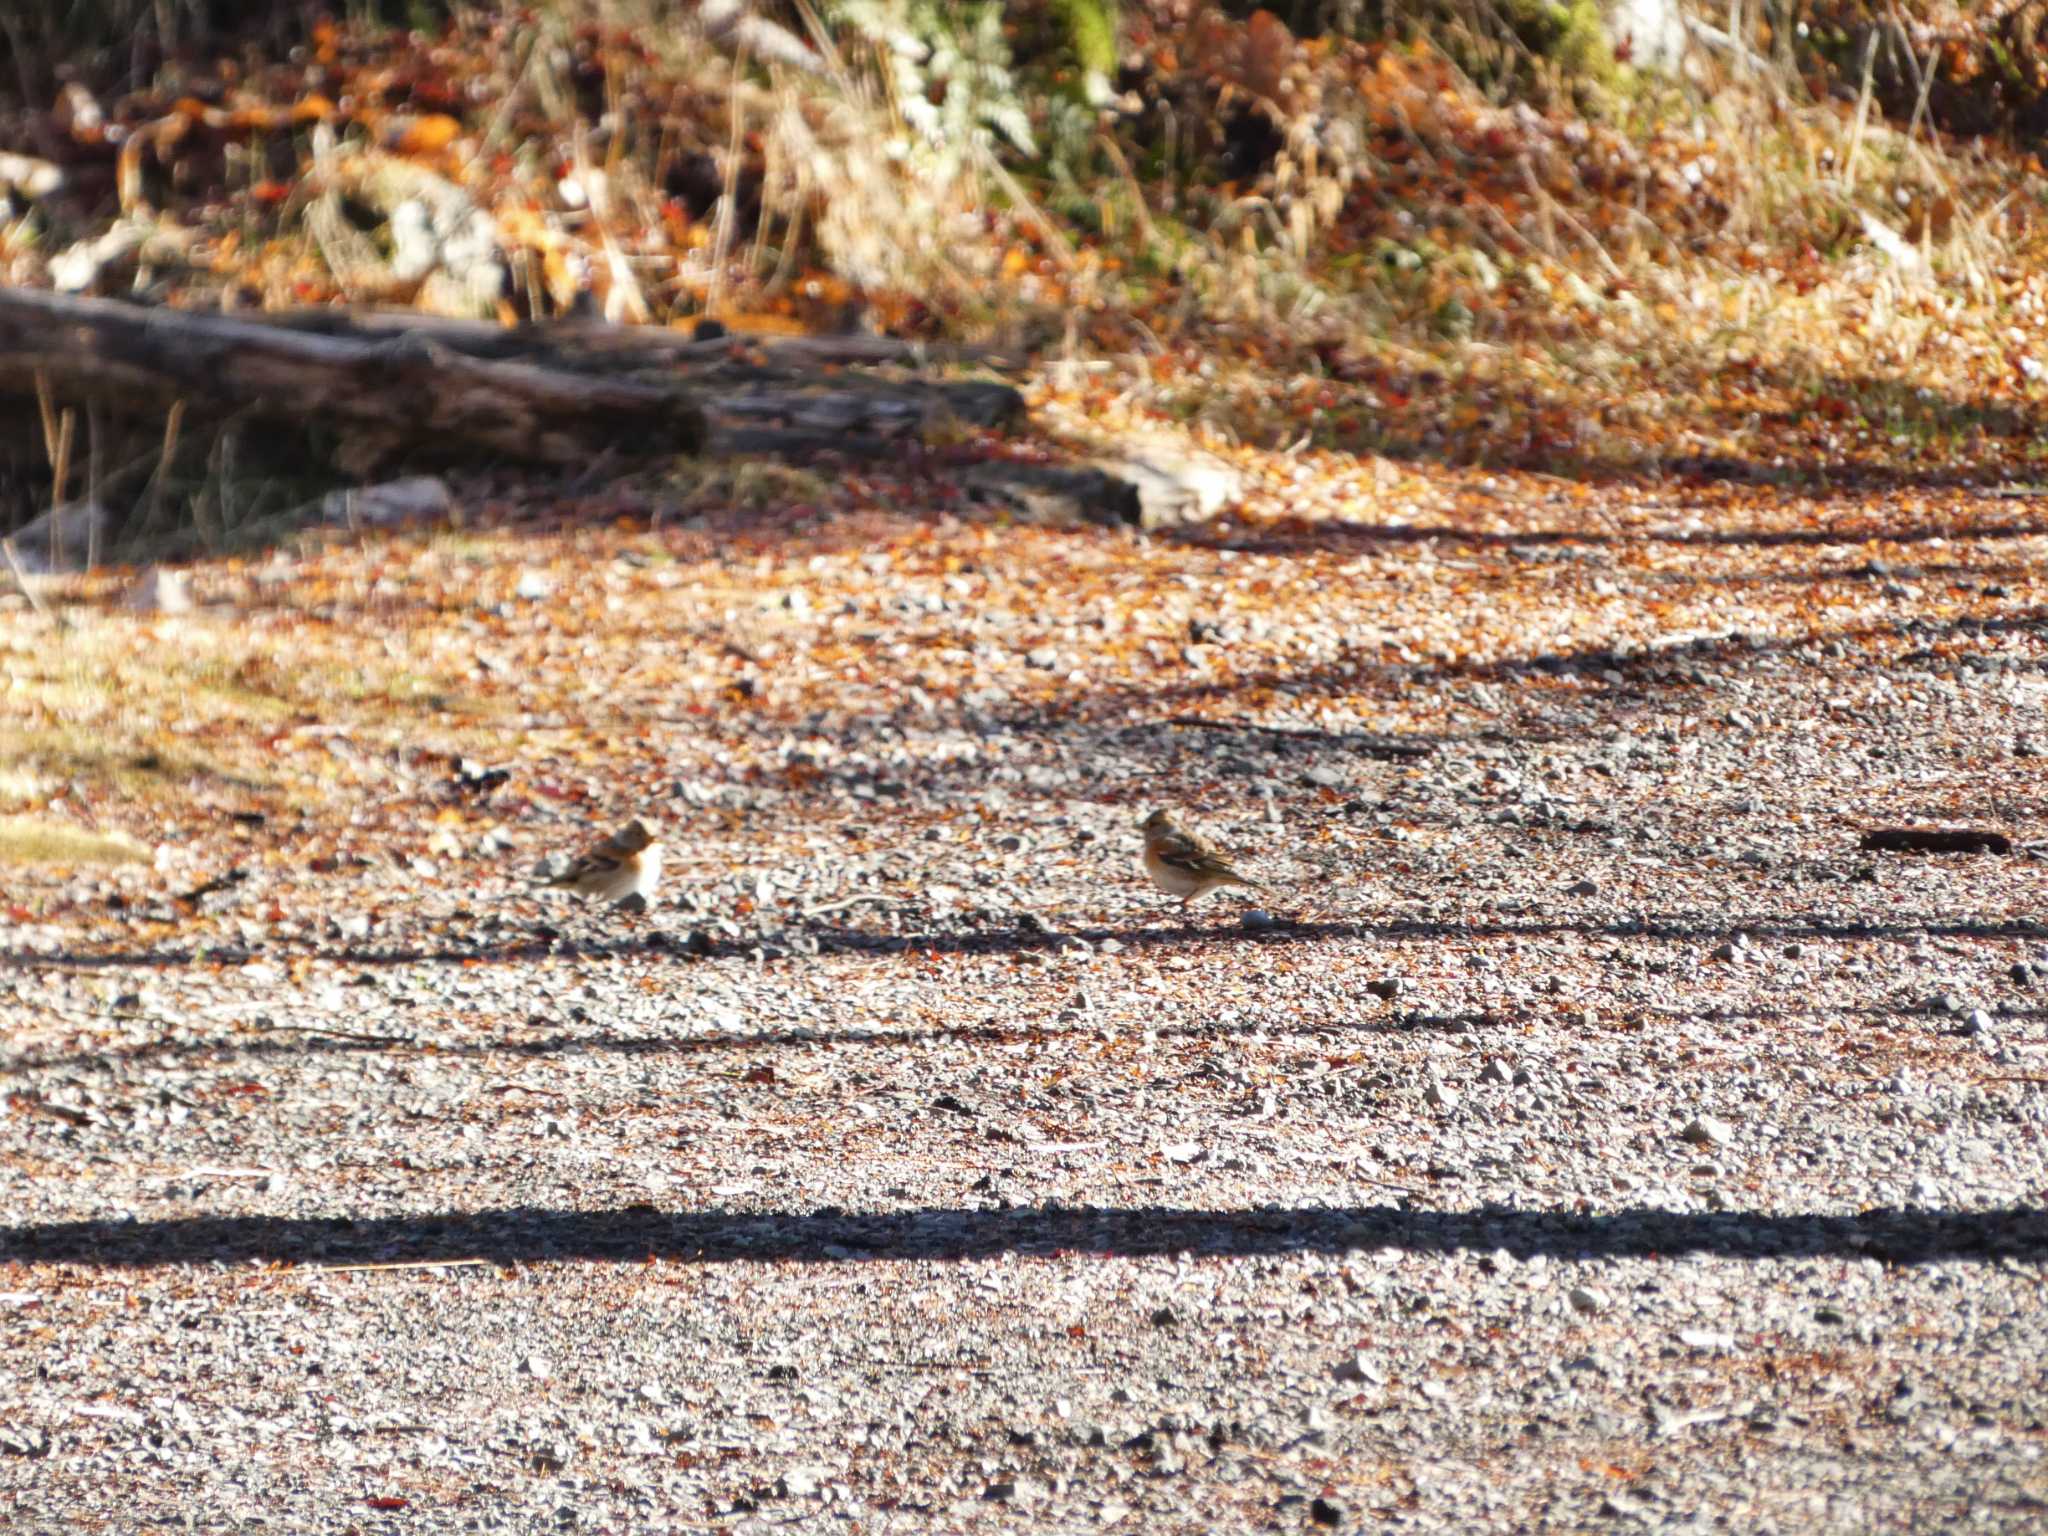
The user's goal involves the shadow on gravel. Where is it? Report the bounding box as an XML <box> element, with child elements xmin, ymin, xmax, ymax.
<box><xmin>1114</xmin><ymin>608</ymin><xmax>2048</xmax><ymax>724</ymax></box>
<box><xmin>5</xmin><ymin>908</ymin><xmax>2042</xmax><ymax>983</ymax></box>
<box><xmin>14</xmin><ymin>995</ymin><xmax>2040</xmax><ymax>1075</ymax></box>
<box><xmin>1183</xmin><ymin>516</ymin><xmax>2048</xmax><ymax>559</ymax></box>
<box><xmin>4</xmin><ymin>1202</ymin><xmax>2042</xmax><ymax>1271</ymax></box>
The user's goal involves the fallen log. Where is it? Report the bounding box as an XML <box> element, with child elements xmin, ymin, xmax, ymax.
<box><xmin>261</xmin><ymin>308</ymin><xmax>1024</xmax><ymax>426</ymax></box>
<box><xmin>263</xmin><ymin>307</ymin><xmax>1008</xmax><ymax>371</ymax></box>
<box><xmin>0</xmin><ymin>287</ymin><xmax>706</xmax><ymax>469</ymax></box>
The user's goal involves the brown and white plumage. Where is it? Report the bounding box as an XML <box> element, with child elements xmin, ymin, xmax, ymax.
<box><xmin>1139</xmin><ymin>808</ymin><xmax>1261</xmax><ymax>906</ymax></box>
<box><xmin>534</xmin><ymin>817</ymin><xmax>663</xmax><ymax>907</ymax></box>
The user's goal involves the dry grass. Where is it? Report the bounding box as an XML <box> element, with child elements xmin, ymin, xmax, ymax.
<box><xmin>0</xmin><ymin>814</ymin><xmax>150</xmax><ymax>867</ymax></box>
<box><xmin>3</xmin><ymin>3</ymin><xmax>2042</xmax><ymax>500</ymax></box>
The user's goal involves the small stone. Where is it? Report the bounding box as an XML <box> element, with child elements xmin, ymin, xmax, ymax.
<box><xmin>1711</xmin><ymin>941</ymin><xmax>1742</xmax><ymax>963</ymax></box>
<box><xmin>1162</xmin><ymin>1141</ymin><xmax>1205</xmax><ymax>1164</ymax></box>
<box><xmin>1679</xmin><ymin>1116</ymin><xmax>1733</xmax><ymax>1148</ymax></box>
<box><xmin>1568</xmin><ymin>1285</ymin><xmax>1608</xmax><ymax>1316</ymax></box>
<box><xmin>514</xmin><ymin>569</ymin><xmax>554</xmax><ymax>601</ymax></box>
<box><xmin>123</xmin><ymin>565</ymin><xmax>194</xmax><ymax>614</ymax></box>
<box><xmin>1424</xmin><ymin>1077</ymin><xmax>1459</xmax><ymax>1111</ymax></box>
<box><xmin>1885</xmin><ymin>1378</ymin><xmax>1919</xmax><ymax>1423</ymax></box>
<box><xmin>1783</xmin><ymin>942</ymin><xmax>1805</xmax><ymax>959</ymax></box>
<box><xmin>0</xmin><ymin>1423</ymin><xmax>50</xmax><ymax>1458</ymax></box>
<box><xmin>520</xmin><ymin>1354</ymin><xmax>551</xmax><ymax>1379</ymax></box>
<box><xmin>1676</xmin><ymin>1328</ymin><xmax>1737</xmax><ymax>1352</ymax></box>
<box><xmin>1477</xmin><ymin>1058</ymin><xmax>1512</xmax><ymax>1086</ymax></box>
<box><xmin>1365</xmin><ymin>977</ymin><xmax>1404</xmax><ymax>1001</ymax></box>
<box><xmin>1565</xmin><ymin>878</ymin><xmax>1599</xmax><ymax>897</ymax></box>
<box><xmin>985</xmin><ymin>1476</ymin><xmax>1041</xmax><ymax>1505</ymax></box>
<box><xmin>2010</xmin><ymin>962</ymin><xmax>2036</xmax><ymax>988</ymax></box>
<box><xmin>1310</xmin><ymin>1496</ymin><xmax>1347</xmax><ymax>1527</ymax></box>
<box><xmin>778</xmin><ymin>1467</ymin><xmax>824</xmax><ymax>1498</ymax></box>
<box><xmin>1961</xmin><ymin>1009</ymin><xmax>1995</xmax><ymax>1037</ymax></box>
<box><xmin>1149</xmin><ymin>1305</ymin><xmax>1178</xmax><ymax>1328</ymax></box>
<box><xmin>1239</xmin><ymin>908</ymin><xmax>1278</xmax><ymax>931</ymax></box>
<box><xmin>1331</xmin><ymin>1351</ymin><xmax>1383</xmax><ymax>1384</ymax></box>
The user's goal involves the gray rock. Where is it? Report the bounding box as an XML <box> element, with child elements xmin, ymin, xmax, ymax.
<box><xmin>777</xmin><ymin>1467</ymin><xmax>825</xmax><ymax>1498</ymax></box>
<box><xmin>122</xmin><ymin>566</ymin><xmax>195</xmax><ymax>615</ymax></box>
<box><xmin>1679</xmin><ymin>1116</ymin><xmax>1734</xmax><ymax>1147</ymax></box>
<box><xmin>1331</xmin><ymin>1352</ymin><xmax>1384</xmax><ymax>1385</ymax></box>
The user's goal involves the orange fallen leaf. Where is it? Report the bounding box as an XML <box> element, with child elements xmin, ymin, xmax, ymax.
<box><xmin>386</xmin><ymin>114</ymin><xmax>463</xmax><ymax>155</ymax></box>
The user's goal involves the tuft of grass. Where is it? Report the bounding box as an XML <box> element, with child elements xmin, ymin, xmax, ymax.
<box><xmin>658</xmin><ymin>457</ymin><xmax>833</xmax><ymax>514</ymax></box>
<box><xmin>0</xmin><ymin>815</ymin><xmax>150</xmax><ymax>867</ymax></box>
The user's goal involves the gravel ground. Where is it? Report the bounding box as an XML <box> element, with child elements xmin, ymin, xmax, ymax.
<box><xmin>3</xmin><ymin>460</ymin><xmax>2047</xmax><ymax>1532</ymax></box>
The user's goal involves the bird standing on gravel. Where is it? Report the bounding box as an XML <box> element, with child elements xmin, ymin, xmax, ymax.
<box><xmin>534</xmin><ymin>817</ymin><xmax>663</xmax><ymax>908</ymax></box>
<box><xmin>1139</xmin><ymin>808</ymin><xmax>1263</xmax><ymax>908</ymax></box>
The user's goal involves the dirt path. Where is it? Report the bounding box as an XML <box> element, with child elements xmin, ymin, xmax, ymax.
<box><xmin>4</xmin><ymin>454</ymin><xmax>2046</xmax><ymax>1531</ymax></box>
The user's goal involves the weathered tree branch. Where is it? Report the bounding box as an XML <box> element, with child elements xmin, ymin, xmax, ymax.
<box><xmin>0</xmin><ymin>287</ymin><xmax>707</xmax><ymax>468</ymax></box>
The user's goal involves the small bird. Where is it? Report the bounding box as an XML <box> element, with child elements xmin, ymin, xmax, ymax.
<box><xmin>534</xmin><ymin>817</ymin><xmax>663</xmax><ymax>908</ymax></box>
<box><xmin>1139</xmin><ymin>808</ymin><xmax>1262</xmax><ymax>907</ymax></box>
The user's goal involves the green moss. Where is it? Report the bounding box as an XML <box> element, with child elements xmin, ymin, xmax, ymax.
<box><xmin>1051</xmin><ymin>0</ymin><xmax>1119</xmax><ymax>80</ymax></box>
<box><xmin>1506</xmin><ymin>0</ymin><xmax>1616</xmax><ymax>78</ymax></box>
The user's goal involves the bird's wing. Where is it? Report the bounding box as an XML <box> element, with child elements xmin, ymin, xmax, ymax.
<box><xmin>539</xmin><ymin>833</ymin><xmax>633</xmax><ymax>886</ymax></box>
<box><xmin>1154</xmin><ymin>826</ymin><xmax>1252</xmax><ymax>881</ymax></box>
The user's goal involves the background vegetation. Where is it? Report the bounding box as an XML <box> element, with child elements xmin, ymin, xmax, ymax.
<box><xmin>1</xmin><ymin>1</ymin><xmax>2044</xmax><ymax>552</ymax></box>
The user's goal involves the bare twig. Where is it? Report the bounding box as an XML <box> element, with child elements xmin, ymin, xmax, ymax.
<box><xmin>86</xmin><ymin>400</ymin><xmax>102</xmax><ymax>571</ymax></box>
<box><xmin>49</xmin><ymin>407</ymin><xmax>75</xmax><ymax>570</ymax></box>
<box><xmin>307</xmin><ymin>1258</ymin><xmax>495</xmax><ymax>1275</ymax></box>
<box><xmin>707</xmin><ymin>37</ymin><xmax>750</xmax><ymax>323</ymax></box>
<box><xmin>1841</xmin><ymin>31</ymin><xmax>1879</xmax><ymax>192</ymax></box>
<box><xmin>140</xmin><ymin>399</ymin><xmax>185</xmax><ymax>537</ymax></box>
<box><xmin>0</xmin><ymin>537</ymin><xmax>51</xmax><ymax>618</ymax></box>
<box><xmin>1096</xmin><ymin>131</ymin><xmax>1157</xmax><ymax>249</ymax></box>
<box><xmin>986</xmin><ymin>156</ymin><xmax>1076</xmax><ymax>273</ymax></box>
<box><xmin>7</xmin><ymin>1091</ymin><xmax>93</xmax><ymax>1127</ymax></box>
<box><xmin>33</xmin><ymin>367</ymin><xmax>57</xmax><ymax>463</ymax></box>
